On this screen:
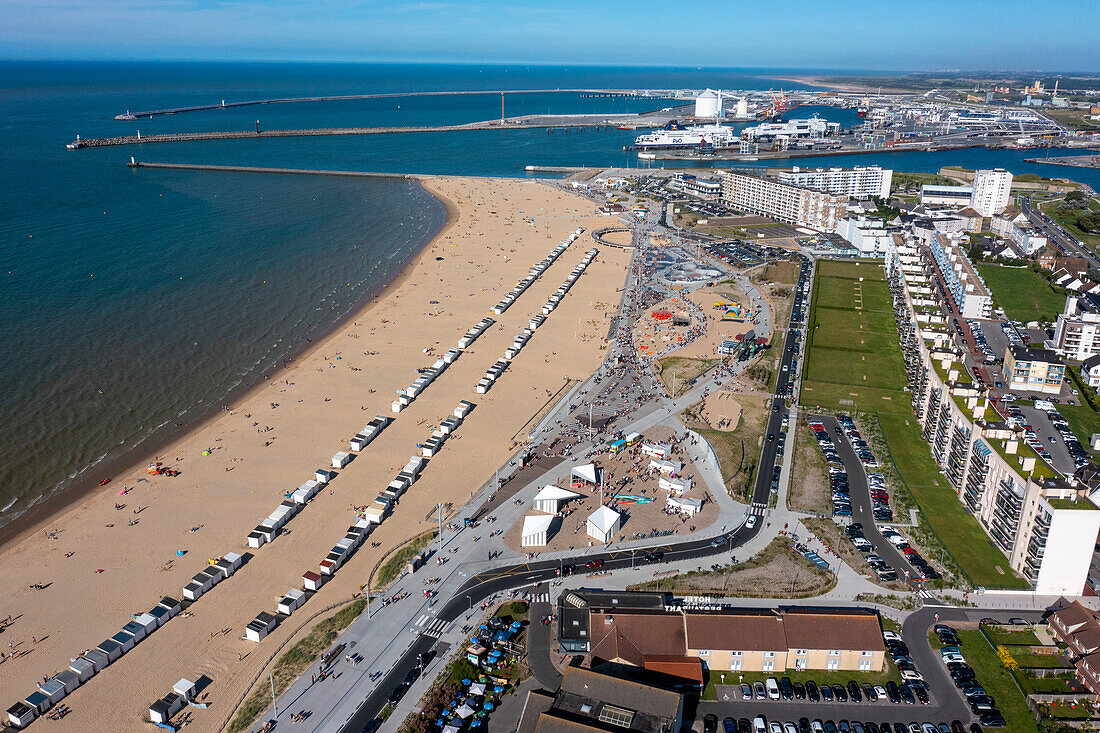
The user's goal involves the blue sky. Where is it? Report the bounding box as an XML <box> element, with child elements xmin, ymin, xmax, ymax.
<box><xmin>2</xmin><ymin>0</ymin><xmax>1097</xmax><ymax>70</ymax></box>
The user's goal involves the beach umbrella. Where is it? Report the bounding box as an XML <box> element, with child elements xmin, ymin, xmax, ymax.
<box><xmin>456</xmin><ymin>704</ymin><xmax>476</xmax><ymax>719</ymax></box>
<box><xmin>483</xmin><ymin>702</ymin><xmax>494</xmax><ymax>711</ymax></box>
<box><xmin>462</xmin><ymin>679</ymin><xmax>471</xmax><ymax>686</ymax></box>
<box><xmin>175</xmin><ymin>550</ymin><xmax>185</xmax><ymax>556</ymax></box>
<box><xmin>493</xmin><ymin>686</ymin><xmax>504</xmax><ymax>694</ymax></box>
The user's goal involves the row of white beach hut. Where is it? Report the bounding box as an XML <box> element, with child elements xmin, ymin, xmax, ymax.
<box><xmin>183</xmin><ymin>551</ymin><xmax>244</xmax><ymax>602</ymax></box>
<box><xmin>248</xmin><ymin>466</ymin><xmax>336</xmax><ymax>549</ymax></box>
<box><xmin>476</xmin><ymin>357</ymin><xmax>511</xmax><ymax>394</ymax></box>
<box><xmin>490</xmin><ymin>230</ymin><xmax>581</xmax><ymax>315</ymax></box>
<box><xmin>457</xmin><ymin>316</ymin><xmax>495</xmax><ymax>350</ymax></box>
<box><xmin>541</xmin><ymin>248</ymin><xmax>598</xmax><ymax>316</ymax></box>
<box><xmin>7</xmin><ymin>593</ymin><xmax>190</xmax><ymax>729</ymax></box>
<box><xmin>392</xmin><ymin>344</ymin><xmax>464</xmax><ymax>413</ymax></box>
<box><xmin>350</xmin><ymin>414</ymin><xmax>393</xmax><ymax>452</ymax></box>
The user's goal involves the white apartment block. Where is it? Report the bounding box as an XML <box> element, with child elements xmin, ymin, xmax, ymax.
<box><xmin>921</xmin><ymin>185</ymin><xmax>973</xmax><ymax>207</ymax></box>
<box><xmin>890</xmin><ymin>251</ymin><xmax>1100</xmax><ymax>594</ymax></box>
<box><xmin>1053</xmin><ymin>296</ymin><xmax>1100</xmax><ymax>361</ymax></box>
<box><xmin>719</xmin><ymin>171</ymin><xmax>847</xmax><ymax>233</ymax></box>
<box><xmin>970</xmin><ymin>168</ymin><xmax>1013</xmax><ymax>217</ymax></box>
<box><xmin>928</xmin><ymin>233</ymin><xmax>992</xmax><ymax>319</ymax></box>
<box><xmin>836</xmin><ymin>216</ymin><xmax>894</xmax><ymax>258</ymax></box>
<box><xmin>776</xmin><ymin>166</ymin><xmax>893</xmax><ymax>200</ymax></box>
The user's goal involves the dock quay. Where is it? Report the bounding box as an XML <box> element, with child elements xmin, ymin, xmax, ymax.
<box><xmin>1024</xmin><ymin>154</ymin><xmax>1100</xmax><ymax>170</ymax></box>
<box><xmin>125</xmin><ymin>161</ymin><xmax>413</xmax><ymax>179</ymax></box>
<box><xmin>112</xmin><ymin>88</ymin><xmax>657</xmax><ymax>120</ymax></box>
<box><xmin>638</xmin><ymin>141</ymin><xmax>988</xmax><ymax>162</ymax></box>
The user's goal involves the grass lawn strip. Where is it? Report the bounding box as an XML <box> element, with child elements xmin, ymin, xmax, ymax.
<box><xmin>876</xmin><ymin>413</ymin><xmax>1029</xmax><ymax>590</ymax></box>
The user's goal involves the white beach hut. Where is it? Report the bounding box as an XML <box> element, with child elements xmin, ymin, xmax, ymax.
<box><xmin>36</xmin><ymin>679</ymin><xmax>65</xmax><ymax>705</ymax></box>
<box><xmin>586</xmin><ymin>505</ymin><xmax>621</xmax><ymax>544</ymax></box>
<box><xmin>55</xmin><ymin>670</ymin><xmax>81</xmax><ymax>694</ymax></box>
<box><xmin>7</xmin><ymin>701</ymin><xmax>36</xmax><ymax>728</ymax></box>
<box><xmin>330</xmin><ymin>452</ymin><xmax>351</xmax><ymax>469</ymax></box>
<box><xmin>122</xmin><ymin>620</ymin><xmax>148</xmax><ymax>643</ymax></box>
<box><xmin>245</xmin><ymin>611</ymin><xmax>278</xmax><ymax>643</ymax></box>
<box><xmin>111</xmin><ymin>629</ymin><xmax>136</xmax><ymax>653</ymax></box>
<box><xmin>173</xmin><ymin>678</ymin><xmax>197</xmax><ymax>701</ymax></box>
<box><xmin>68</xmin><ymin>656</ymin><xmax>95</xmax><ymax>683</ymax></box>
<box><xmin>302</xmin><ymin>570</ymin><xmax>323</xmax><ymax>591</ymax></box>
<box><xmin>96</xmin><ymin>638</ymin><xmax>122</xmax><ymax>663</ymax></box>
<box><xmin>278</xmin><ymin>588</ymin><xmax>306</xmax><ymax>615</ymax></box>
<box><xmin>23</xmin><ymin>692</ymin><xmax>50</xmax><ymax>716</ymax></box>
<box><xmin>531</xmin><ymin>486</ymin><xmax>581</xmax><ymax>514</ymax></box>
<box><xmin>82</xmin><ymin>649</ymin><xmax>109</xmax><ymax>672</ymax></box>
<box><xmin>521</xmin><ymin>514</ymin><xmax>555</xmax><ymax>548</ymax></box>
<box><xmin>134</xmin><ymin>612</ymin><xmax>158</xmax><ymax>635</ymax></box>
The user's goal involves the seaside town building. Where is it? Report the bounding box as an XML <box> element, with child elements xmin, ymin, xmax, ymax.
<box><xmin>1052</xmin><ymin>296</ymin><xmax>1100</xmax><ymax>362</ymax></box>
<box><xmin>776</xmin><ymin>165</ymin><xmax>893</xmax><ymax>200</ymax></box>
<box><xmin>921</xmin><ymin>184</ymin><xmax>973</xmax><ymax>207</ymax></box>
<box><xmin>1004</xmin><ymin>346</ymin><xmax>1066</xmax><ymax>395</ymax></box>
<box><xmin>1048</xmin><ymin>601</ymin><xmax>1100</xmax><ymax>695</ymax></box>
<box><xmin>718</xmin><ymin>171</ymin><xmax>847</xmax><ymax>233</ymax></box>
<box><xmin>516</xmin><ymin>667</ymin><xmax>684</xmax><ymax>733</ymax></box>
<box><xmin>887</xmin><ymin>234</ymin><xmax>1100</xmax><ymax>594</ymax></box>
<box><xmin>927</xmin><ymin>232</ymin><xmax>993</xmax><ymax>318</ymax></box>
<box><xmin>970</xmin><ymin>168</ymin><xmax>1014</xmax><ymax>217</ymax></box>
<box><xmin>558</xmin><ymin>590</ymin><xmax>886</xmax><ymax>676</ymax></box>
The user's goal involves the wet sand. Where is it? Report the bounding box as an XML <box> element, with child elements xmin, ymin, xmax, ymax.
<box><xmin>0</xmin><ymin>176</ymin><xmax>631</xmax><ymax>731</ymax></box>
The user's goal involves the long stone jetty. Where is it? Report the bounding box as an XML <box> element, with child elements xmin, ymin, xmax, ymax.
<box><xmin>113</xmin><ymin>88</ymin><xmax>658</xmax><ymax>120</ymax></box>
<box><xmin>124</xmin><ymin>161</ymin><xmax>415</xmax><ymax>178</ymax></box>
<box><xmin>68</xmin><ymin>115</ymin><xmax>640</xmax><ymax>149</ymax></box>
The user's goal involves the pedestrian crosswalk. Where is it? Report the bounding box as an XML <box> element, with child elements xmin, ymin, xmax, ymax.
<box><xmin>416</xmin><ymin>617</ymin><xmax>448</xmax><ymax>638</ymax></box>
<box><xmin>533</xmin><ymin>592</ymin><xmax>550</xmax><ymax>604</ymax></box>
<box><xmin>748</xmin><ymin>503</ymin><xmax>767</xmax><ymax>515</ymax></box>
<box><xmin>915</xmin><ymin>589</ymin><xmax>938</xmax><ymax>601</ymax></box>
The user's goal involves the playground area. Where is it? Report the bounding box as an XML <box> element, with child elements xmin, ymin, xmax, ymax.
<box><xmin>502</xmin><ymin>426</ymin><xmax>719</xmax><ymax>553</ymax></box>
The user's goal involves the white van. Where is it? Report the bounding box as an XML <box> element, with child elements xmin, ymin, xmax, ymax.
<box><xmin>765</xmin><ymin>677</ymin><xmax>780</xmax><ymax>700</ymax></box>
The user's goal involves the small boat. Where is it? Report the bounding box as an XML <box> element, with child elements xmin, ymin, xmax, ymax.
<box><xmin>99</xmin><ymin>478</ymin><xmax>111</xmax><ymax>486</ymax></box>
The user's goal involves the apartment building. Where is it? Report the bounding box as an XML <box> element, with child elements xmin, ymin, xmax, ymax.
<box><xmin>835</xmin><ymin>216</ymin><xmax>895</xmax><ymax>258</ymax></box>
<box><xmin>889</xmin><ymin>246</ymin><xmax>1100</xmax><ymax>594</ymax></box>
<box><xmin>921</xmin><ymin>184</ymin><xmax>973</xmax><ymax>207</ymax></box>
<box><xmin>559</xmin><ymin>591</ymin><xmax>886</xmax><ymax>674</ymax></box>
<box><xmin>1053</xmin><ymin>296</ymin><xmax>1100</xmax><ymax>361</ymax></box>
<box><xmin>776</xmin><ymin>165</ymin><xmax>893</xmax><ymax>200</ymax></box>
<box><xmin>1005</xmin><ymin>345</ymin><xmax>1066</xmax><ymax>395</ymax></box>
<box><xmin>718</xmin><ymin>171</ymin><xmax>847</xmax><ymax>233</ymax></box>
<box><xmin>970</xmin><ymin>168</ymin><xmax>1014</xmax><ymax>217</ymax></box>
<box><xmin>928</xmin><ymin>232</ymin><xmax>993</xmax><ymax>318</ymax></box>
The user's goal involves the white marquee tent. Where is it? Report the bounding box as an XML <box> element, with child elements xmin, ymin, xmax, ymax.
<box><xmin>521</xmin><ymin>514</ymin><xmax>555</xmax><ymax>547</ymax></box>
<box><xmin>667</xmin><ymin>495</ymin><xmax>703</xmax><ymax>517</ymax></box>
<box><xmin>570</xmin><ymin>463</ymin><xmax>601</xmax><ymax>488</ymax></box>
<box><xmin>532</xmin><ymin>485</ymin><xmax>581</xmax><ymax>514</ymax></box>
<box><xmin>586</xmin><ymin>505</ymin><xmax>621</xmax><ymax>543</ymax></box>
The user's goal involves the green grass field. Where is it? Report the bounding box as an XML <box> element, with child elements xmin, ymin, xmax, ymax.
<box><xmin>800</xmin><ymin>259</ymin><xmax>1028</xmax><ymax>589</ymax></box>
<box><xmin>801</xmin><ymin>260</ymin><xmax>909</xmax><ymax>413</ymax></box>
<box><xmin>975</xmin><ymin>263</ymin><xmax>1068</xmax><ymax>323</ymax></box>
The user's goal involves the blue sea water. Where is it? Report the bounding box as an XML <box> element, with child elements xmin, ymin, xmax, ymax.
<box><xmin>0</xmin><ymin>61</ymin><xmax>1096</xmax><ymax>532</ymax></box>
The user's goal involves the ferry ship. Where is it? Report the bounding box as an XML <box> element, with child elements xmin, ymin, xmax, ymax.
<box><xmin>633</xmin><ymin>120</ymin><xmax>737</xmax><ymax>150</ymax></box>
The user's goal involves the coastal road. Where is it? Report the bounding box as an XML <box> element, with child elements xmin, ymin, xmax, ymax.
<box><xmin>751</xmin><ymin>255</ymin><xmax>811</xmax><ymax>510</ymax></box>
<box><xmin>1021</xmin><ymin>195</ymin><xmax>1100</xmax><ymax>270</ymax></box>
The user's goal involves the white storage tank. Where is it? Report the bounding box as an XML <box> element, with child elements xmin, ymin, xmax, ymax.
<box><xmin>694</xmin><ymin>89</ymin><xmax>721</xmax><ymax>118</ymax></box>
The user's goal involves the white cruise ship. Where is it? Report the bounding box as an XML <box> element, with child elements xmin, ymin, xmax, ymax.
<box><xmin>633</xmin><ymin>120</ymin><xmax>737</xmax><ymax>150</ymax></box>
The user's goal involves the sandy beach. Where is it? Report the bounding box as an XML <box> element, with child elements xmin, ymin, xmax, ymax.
<box><xmin>0</xmin><ymin>176</ymin><xmax>630</xmax><ymax>731</ymax></box>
